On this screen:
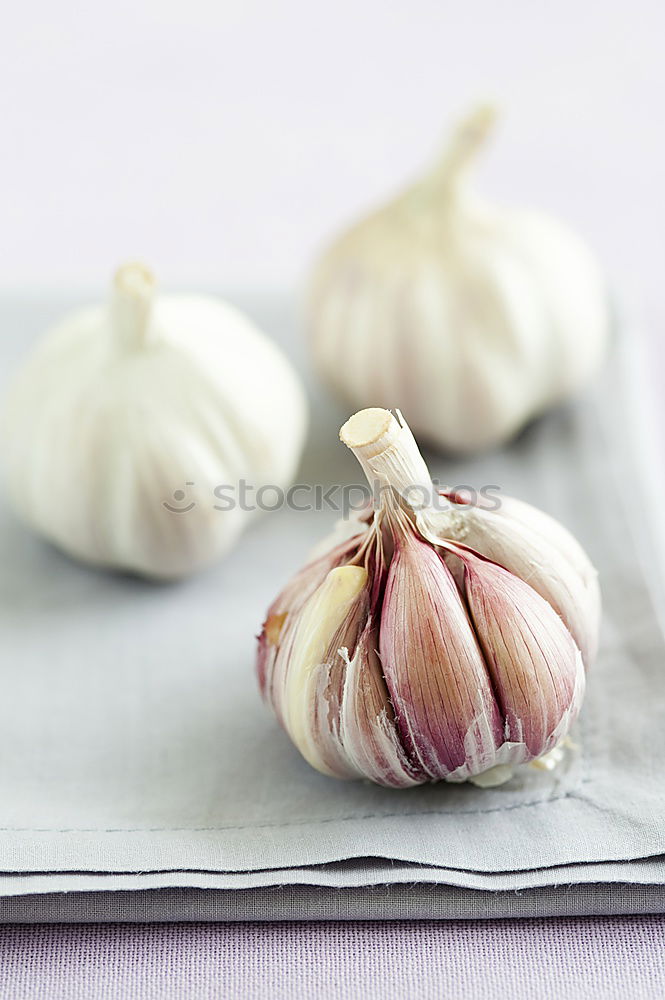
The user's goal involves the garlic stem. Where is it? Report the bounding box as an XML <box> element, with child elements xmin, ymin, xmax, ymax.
<box><xmin>340</xmin><ymin>408</ymin><xmax>435</xmax><ymax>510</ymax></box>
<box><xmin>110</xmin><ymin>262</ymin><xmax>156</xmax><ymax>350</ymax></box>
<box><xmin>431</xmin><ymin>103</ymin><xmax>497</xmax><ymax>194</ymax></box>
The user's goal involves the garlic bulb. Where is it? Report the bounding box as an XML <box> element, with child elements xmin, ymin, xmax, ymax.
<box><xmin>257</xmin><ymin>408</ymin><xmax>600</xmax><ymax>788</ymax></box>
<box><xmin>308</xmin><ymin>105</ymin><xmax>610</xmax><ymax>453</ymax></box>
<box><xmin>1</xmin><ymin>263</ymin><xmax>307</xmax><ymax>579</ymax></box>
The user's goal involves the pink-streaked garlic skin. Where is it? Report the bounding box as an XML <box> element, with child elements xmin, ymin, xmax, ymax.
<box><xmin>256</xmin><ymin>409</ymin><xmax>598</xmax><ymax>789</ymax></box>
<box><xmin>380</xmin><ymin>532</ymin><xmax>503</xmax><ymax>780</ymax></box>
<box><xmin>461</xmin><ymin>553</ymin><xmax>585</xmax><ymax>757</ymax></box>
<box><xmin>424</xmin><ymin>491</ymin><xmax>601</xmax><ymax>667</ymax></box>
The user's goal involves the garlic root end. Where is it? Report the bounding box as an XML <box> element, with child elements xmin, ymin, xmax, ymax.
<box><xmin>340</xmin><ymin>408</ymin><xmax>396</xmax><ymax>452</ymax></box>
<box><xmin>436</xmin><ymin>101</ymin><xmax>499</xmax><ymax>188</ymax></box>
<box><xmin>111</xmin><ymin>261</ymin><xmax>156</xmax><ymax>348</ymax></box>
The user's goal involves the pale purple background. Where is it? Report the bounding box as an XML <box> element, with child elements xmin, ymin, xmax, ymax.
<box><xmin>2</xmin><ymin>0</ymin><xmax>665</xmax><ymax>995</ymax></box>
<box><xmin>1</xmin><ymin>918</ymin><xmax>663</xmax><ymax>999</ymax></box>
<box><xmin>0</xmin><ymin>0</ymin><xmax>662</xmax><ymax>310</ymax></box>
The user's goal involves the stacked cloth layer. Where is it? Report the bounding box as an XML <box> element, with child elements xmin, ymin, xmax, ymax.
<box><xmin>0</xmin><ymin>296</ymin><xmax>663</xmax><ymax>921</ymax></box>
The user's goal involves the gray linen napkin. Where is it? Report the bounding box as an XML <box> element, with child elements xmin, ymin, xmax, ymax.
<box><xmin>0</xmin><ymin>294</ymin><xmax>663</xmax><ymax>921</ymax></box>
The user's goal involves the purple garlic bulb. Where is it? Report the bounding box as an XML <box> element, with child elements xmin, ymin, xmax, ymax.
<box><xmin>257</xmin><ymin>408</ymin><xmax>600</xmax><ymax>788</ymax></box>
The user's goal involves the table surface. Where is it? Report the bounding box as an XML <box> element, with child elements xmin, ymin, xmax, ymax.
<box><xmin>0</xmin><ymin>918</ymin><xmax>663</xmax><ymax>1000</ymax></box>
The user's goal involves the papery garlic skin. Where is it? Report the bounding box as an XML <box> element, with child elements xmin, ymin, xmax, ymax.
<box><xmin>427</xmin><ymin>495</ymin><xmax>601</xmax><ymax>668</ymax></box>
<box><xmin>308</xmin><ymin>105</ymin><xmax>609</xmax><ymax>453</ymax></box>
<box><xmin>379</xmin><ymin>531</ymin><xmax>503</xmax><ymax>780</ymax></box>
<box><xmin>257</xmin><ymin>407</ymin><xmax>598</xmax><ymax>788</ymax></box>
<box><xmin>1</xmin><ymin>263</ymin><xmax>307</xmax><ymax>578</ymax></box>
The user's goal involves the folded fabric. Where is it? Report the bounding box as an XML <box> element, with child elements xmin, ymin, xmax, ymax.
<box><xmin>4</xmin><ymin>882</ymin><xmax>665</xmax><ymax>923</ymax></box>
<box><xmin>0</xmin><ymin>295</ymin><xmax>663</xmax><ymax>922</ymax></box>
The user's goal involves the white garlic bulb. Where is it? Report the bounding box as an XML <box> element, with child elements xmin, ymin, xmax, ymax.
<box><xmin>308</xmin><ymin>105</ymin><xmax>610</xmax><ymax>452</ymax></box>
<box><xmin>1</xmin><ymin>263</ymin><xmax>307</xmax><ymax>578</ymax></box>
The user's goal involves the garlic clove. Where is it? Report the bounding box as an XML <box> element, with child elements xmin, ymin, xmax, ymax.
<box><xmin>278</xmin><ymin>564</ymin><xmax>369</xmax><ymax>777</ymax></box>
<box><xmin>270</xmin><ymin>570</ymin><xmax>426</xmax><ymax>787</ymax></box>
<box><xmin>461</xmin><ymin>551</ymin><xmax>585</xmax><ymax>758</ymax></box>
<box><xmin>262</xmin><ymin>527</ymin><xmax>424</xmax><ymax>787</ymax></box>
<box><xmin>258</xmin><ymin>537</ymin><xmax>363</xmax><ymax>710</ymax></box>
<box><xmin>379</xmin><ymin>530</ymin><xmax>502</xmax><ymax>779</ymax></box>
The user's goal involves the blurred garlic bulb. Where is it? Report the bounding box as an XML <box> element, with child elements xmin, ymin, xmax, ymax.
<box><xmin>1</xmin><ymin>263</ymin><xmax>307</xmax><ymax>579</ymax></box>
<box><xmin>308</xmin><ymin>105</ymin><xmax>610</xmax><ymax>452</ymax></box>
<box><xmin>258</xmin><ymin>408</ymin><xmax>600</xmax><ymax>788</ymax></box>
